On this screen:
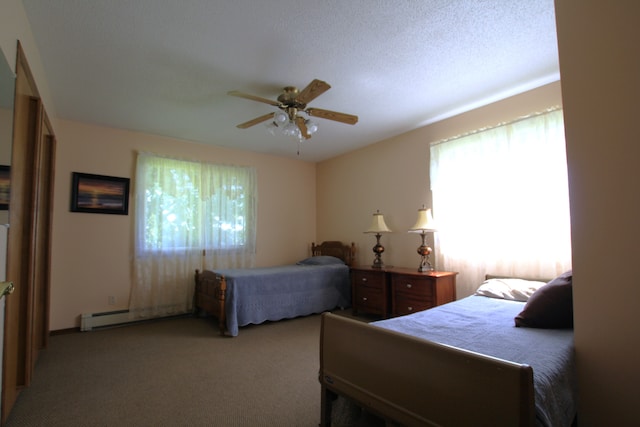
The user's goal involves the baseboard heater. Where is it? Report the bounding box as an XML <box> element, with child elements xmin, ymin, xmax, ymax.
<box><xmin>80</xmin><ymin>310</ymin><xmax>138</xmax><ymax>331</ymax></box>
<box><xmin>80</xmin><ymin>310</ymin><xmax>191</xmax><ymax>331</ymax></box>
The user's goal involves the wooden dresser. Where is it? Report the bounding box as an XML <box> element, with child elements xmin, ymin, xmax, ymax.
<box><xmin>351</xmin><ymin>266</ymin><xmax>457</xmax><ymax>318</ymax></box>
<box><xmin>388</xmin><ymin>268</ymin><xmax>457</xmax><ymax>317</ymax></box>
<box><xmin>350</xmin><ymin>266</ymin><xmax>390</xmax><ymax>318</ymax></box>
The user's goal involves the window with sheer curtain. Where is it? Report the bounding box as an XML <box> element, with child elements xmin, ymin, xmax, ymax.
<box><xmin>430</xmin><ymin>108</ymin><xmax>572</xmax><ymax>297</ymax></box>
<box><xmin>130</xmin><ymin>153</ymin><xmax>257</xmax><ymax>318</ymax></box>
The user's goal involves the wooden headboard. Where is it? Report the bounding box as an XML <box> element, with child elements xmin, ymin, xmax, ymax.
<box><xmin>311</xmin><ymin>241</ymin><xmax>356</xmax><ymax>267</ymax></box>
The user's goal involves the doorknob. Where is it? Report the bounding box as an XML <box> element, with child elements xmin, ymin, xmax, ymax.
<box><xmin>0</xmin><ymin>281</ymin><xmax>14</xmax><ymax>297</ymax></box>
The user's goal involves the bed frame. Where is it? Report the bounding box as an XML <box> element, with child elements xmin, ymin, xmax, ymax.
<box><xmin>194</xmin><ymin>241</ymin><xmax>355</xmax><ymax>336</ymax></box>
<box><xmin>320</xmin><ymin>312</ymin><xmax>535</xmax><ymax>427</ymax></box>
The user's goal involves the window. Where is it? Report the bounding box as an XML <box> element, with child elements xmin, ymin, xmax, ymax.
<box><xmin>430</xmin><ymin>108</ymin><xmax>571</xmax><ymax>297</ymax></box>
<box><xmin>136</xmin><ymin>153</ymin><xmax>256</xmax><ymax>255</ymax></box>
<box><xmin>130</xmin><ymin>153</ymin><xmax>257</xmax><ymax>318</ymax></box>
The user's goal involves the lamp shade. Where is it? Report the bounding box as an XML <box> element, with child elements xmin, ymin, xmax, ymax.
<box><xmin>365</xmin><ymin>210</ymin><xmax>392</xmax><ymax>233</ymax></box>
<box><xmin>409</xmin><ymin>207</ymin><xmax>436</xmax><ymax>232</ymax></box>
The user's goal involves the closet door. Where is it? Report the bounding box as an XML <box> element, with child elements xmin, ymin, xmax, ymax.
<box><xmin>2</xmin><ymin>42</ymin><xmax>54</xmax><ymax>424</ymax></box>
<box><xmin>28</xmin><ymin>111</ymin><xmax>55</xmax><ymax>373</ymax></box>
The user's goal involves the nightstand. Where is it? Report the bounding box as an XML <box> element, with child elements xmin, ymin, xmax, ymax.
<box><xmin>388</xmin><ymin>269</ymin><xmax>457</xmax><ymax>317</ymax></box>
<box><xmin>350</xmin><ymin>266</ymin><xmax>390</xmax><ymax>318</ymax></box>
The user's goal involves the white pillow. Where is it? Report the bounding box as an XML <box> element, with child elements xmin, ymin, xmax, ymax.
<box><xmin>475</xmin><ymin>278</ymin><xmax>547</xmax><ymax>302</ymax></box>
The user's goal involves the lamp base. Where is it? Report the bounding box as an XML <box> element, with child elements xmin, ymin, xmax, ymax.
<box><xmin>416</xmin><ymin>232</ymin><xmax>433</xmax><ymax>272</ymax></box>
<box><xmin>371</xmin><ymin>233</ymin><xmax>385</xmax><ymax>269</ymax></box>
<box><xmin>417</xmin><ymin>256</ymin><xmax>434</xmax><ymax>272</ymax></box>
<box><xmin>371</xmin><ymin>256</ymin><xmax>385</xmax><ymax>269</ymax></box>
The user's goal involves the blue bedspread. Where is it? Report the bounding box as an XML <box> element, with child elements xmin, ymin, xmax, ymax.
<box><xmin>372</xmin><ymin>295</ymin><xmax>576</xmax><ymax>427</ymax></box>
<box><xmin>216</xmin><ymin>263</ymin><xmax>351</xmax><ymax>336</ymax></box>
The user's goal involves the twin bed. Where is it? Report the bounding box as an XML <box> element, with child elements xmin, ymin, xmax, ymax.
<box><xmin>320</xmin><ymin>273</ymin><xmax>576</xmax><ymax>427</ymax></box>
<box><xmin>194</xmin><ymin>241</ymin><xmax>355</xmax><ymax>337</ymax></box>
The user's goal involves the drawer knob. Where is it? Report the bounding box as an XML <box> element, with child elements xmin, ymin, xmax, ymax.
<box><xmin>361</xmin><ymin>277</ymin><xmax>368</xmax><ymax>282</ymax></box>
<box><xmin>408</xmin><ymin>306</ymin><xmax>413</xmax><ymax>311</ymax></box>
<box><xmin>362</xmin><ymin>297</ymin><xmax>368</xmax><ymax>301</ymax></box>
<box><xmin>405</xmin><ymin>283</ymin><xmax>412</xmax><ymax>288</ymax></box>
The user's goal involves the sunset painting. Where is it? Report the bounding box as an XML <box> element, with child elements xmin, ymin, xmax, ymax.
<box><xmin>70</xmin><ymin>172</ymin><xmax>130</xmax><ymax>214</ymax></box>
<box><xmin>0</xmin><ymin>165</ymin><xmax>9</xmax><ymax>210</ymax></box>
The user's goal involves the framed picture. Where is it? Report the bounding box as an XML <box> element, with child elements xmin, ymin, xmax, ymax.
<box><xmin>70</xmin><ymin>172</ymin><xmax>130</xmax><ymax>215</ymax></box>
<box><xmin>0</xmin><ymin>165</ymin><xmax>10</xmax><ymax>210</ymax></box>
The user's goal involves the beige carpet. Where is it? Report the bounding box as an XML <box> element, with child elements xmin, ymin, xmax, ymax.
<box><xmin>5</xmin><ymin>312</ymin><xmax>344</xmax><ymax>427</ymax></box>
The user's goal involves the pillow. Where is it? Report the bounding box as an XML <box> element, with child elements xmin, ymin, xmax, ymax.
<box><xmin>296</xmin><ymin>255</ymin><xmax>345</xmax><ymax>266</ymax></box>
<box><xmin>514</xmin><ymin>270</ymin><xmax>573</xmax><ymax>328</ymax></box>
<box><xmin>475</xmin><ymin>278</ymin><xmax>547</xmax><ymax>302</ymax></box>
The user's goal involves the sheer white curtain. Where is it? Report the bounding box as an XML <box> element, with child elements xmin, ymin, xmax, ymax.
<box><xmin>430</xmin><ymin>109</ymin><xmax>572</xmax><ymax>297</ymax></box>
<box><xmin>130</xmin><ymin>153</ymin><xmax>257</xmax><ymax>319</ymax></box>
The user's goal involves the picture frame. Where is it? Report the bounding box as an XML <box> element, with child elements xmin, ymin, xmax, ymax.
<box><xmin>70</xmin><ymin>172</ymin><xmax>130</xmax><ymax>215</ymax></box>
<box><xmin>0</xmin><ymin>165</ymin><xmax>10</xmax><ymax>210</ymax></box>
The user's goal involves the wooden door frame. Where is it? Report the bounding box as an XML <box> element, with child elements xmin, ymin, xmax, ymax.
<box><xmin>1</xmin><ymin>41</ymin><xmax>53</xmax><ymax>425</ymax></box>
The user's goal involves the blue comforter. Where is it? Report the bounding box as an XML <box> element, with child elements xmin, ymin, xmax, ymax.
<box><xmin>372</xmin><ymin>295</ymin><xmax>576</xmax><ymax>427</ymax></box>
<box><xmin>216</xmin><ymin>263</ymin><xmax>350</xmax><ymax>336</ymax></box>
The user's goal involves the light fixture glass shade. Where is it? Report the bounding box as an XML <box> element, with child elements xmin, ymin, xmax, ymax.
<box><xmin>274</xmin><ymin>111</ymin><xmax>288</xmax><ymax>125</ymax></box>
<box><xmin>365</xmin><ymin>210</ymin><xmax>392</xmax><ymax>233</ymax></box>
<box><xmin>410</xmin><ymin>207</ymin><xmax>436</xmax><ymax>232</ymax></box>
<box><xmin>282</xmin><ymin>121</ymin><xmax>299</xmax><ymax>137</ymax></box>
<box><xmin>267</xmin><ymin>110</ymin><xmax>321</xmax><ymax>146</ymax></box>
<box><xmin>305</xmin><ymin>119</ymin><xmax>318</xmax><ymax>135</ymax></box>
<box><xmin>265</xmin><ymin>121</ymin><xmax>279</xmax><ymax>135</ymax></box>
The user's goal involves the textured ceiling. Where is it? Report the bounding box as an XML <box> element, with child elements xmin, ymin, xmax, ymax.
<box><xmin>22</xmin><ymin>0</ymin><xmax>559</xmax><ymax>162</ymax></box>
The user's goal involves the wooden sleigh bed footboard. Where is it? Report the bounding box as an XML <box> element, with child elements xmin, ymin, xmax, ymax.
<box><xmin>194</xmin><ymin>269</ymin><xmax>227</xmax><ymax>335</ymax></box>
<box><xmin>319</xmin><ymin>312</ymin><xmax>535</xmax><ymax>427</ymax></box>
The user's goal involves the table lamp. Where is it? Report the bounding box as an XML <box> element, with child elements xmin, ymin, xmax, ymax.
<box><xmin>409</xmin><ymin>205</ymin><xmax>437</xmax><ymax>272</ymax></box>
<box><xmin>364</xmin><ymin>210</ymin><xmax>391</xmax><ymax>268</ymax></box>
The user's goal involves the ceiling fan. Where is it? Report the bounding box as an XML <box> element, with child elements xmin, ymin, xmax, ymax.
<box><xmin>228</xmin><ymin>79</ymin><xmax>358</xmax><ymax>140</ymax></box>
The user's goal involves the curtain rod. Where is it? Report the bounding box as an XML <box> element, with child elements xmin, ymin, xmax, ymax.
<box><xmin>430</xmin><ymin>105</ymin><xmax>562</xmax><ymax>147</ymax></box>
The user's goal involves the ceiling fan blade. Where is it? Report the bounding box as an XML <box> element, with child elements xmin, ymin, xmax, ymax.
<box><xmin>228</xmin><ymin>90</ymin><xmax>281</xmax><ymax>107</ymax></box>
<box><xmin>295</xmin><ymin>79</ymin><xmax>331</xmax><ymax>105</ymax></box>
<box><xmin>295</xmin><ymin>116</ymin><xmax>311</xmax><ymax>139</ymax></box>
<box><xmin>306</xmin><ymin>108</ymin><xmax>358</xmax><ymax>125</ymax></box>
<box><xmin>236</xmin><ymin>112</ymin><xmax>275</xmax><ymax>129</ymax></box>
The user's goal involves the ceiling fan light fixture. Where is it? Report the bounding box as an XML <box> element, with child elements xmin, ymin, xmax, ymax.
<box><xmin>282</xmin><ymin>121</ymin><xmax>299</xmax><ymax>137</ymax></box>
<box><xmin>305</xmin><ymin>119</ymin><xmax>318</xmax><ymax>135</ymax></box>
<box><xmin>228</xmin><ymin>79</ymin><xmax>358</xmax><ymax>152</ymax></box>
<box><xmin>274</xmin><ymin>110</ymin><xmax>288</xmax><ymax>126</ymax></box>
<box><xmin>265</xmin><ymin>121</ymin><xmax>279</xmax><ymax>135</ymax></box>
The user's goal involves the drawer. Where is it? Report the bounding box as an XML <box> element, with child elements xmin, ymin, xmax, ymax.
<box><xmin>394</xmin><ymin>294</ymin><xmax>433</xmax><ymax>316</ymax></box>
<box><xmin>352</xmin><ymin>270</ymin><xmax>386</xmax><ymax>289</ymax></box>
<box><xmin>391</xmin><ymin>274</ymin><xmax>434</xmax><ymax>298</ymax></box>
<box><xmin>354</xmin><ymin>286</ymin><xmax>384</xmax><ymax>310</ymax></box>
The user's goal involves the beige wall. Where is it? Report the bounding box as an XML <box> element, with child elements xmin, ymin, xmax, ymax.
<box><xmin>50</xmin><ymin>120</ymin><xmax>316</xmax><ymax>330</ymax></box>
<box><xmin>555</xmin><ymin>1</ymin><xmax>640</xmax><ymax>425</ymax></box>
<box><xmin>317</xmin><ymin>81</ymin><xmax>563</xmax><ymax>297</ymax></box>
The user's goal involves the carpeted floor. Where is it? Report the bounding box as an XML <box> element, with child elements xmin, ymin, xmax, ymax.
<box><xmin>5</xmin><ymin>312</ymin><xmax>345</xmax><ymax>427</ymax></box>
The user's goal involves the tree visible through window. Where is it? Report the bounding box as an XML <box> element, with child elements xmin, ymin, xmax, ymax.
<box><xmin>138</xmin><ymin>156</ymin><xmax>253</xmax><ymax>253</ymax></box>
<box><xmin>130</xmin><ymin>153</ymin><xmax>257</xmax><ymax>318</ymax></box>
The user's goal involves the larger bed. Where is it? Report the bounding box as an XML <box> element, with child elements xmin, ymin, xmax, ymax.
<box><xmin>195</xmin><ymin>241</ymin><xmax>355</xmax><ymax>336</ymax></box>
<box><xmin>320</xmin><ymin>273</ymin><xmax>576</xmax><ymax>427</ymax></box>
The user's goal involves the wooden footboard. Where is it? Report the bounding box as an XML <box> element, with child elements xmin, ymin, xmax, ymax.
<box><xmin>194</xmin><ymin>270</ymin><xmax>228</xmax><ymax>336</ymax></box>
<box><xmin>319</xmin><ymin>313</ymin><xmax>535</xmax><ymax>427</ymax></box>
